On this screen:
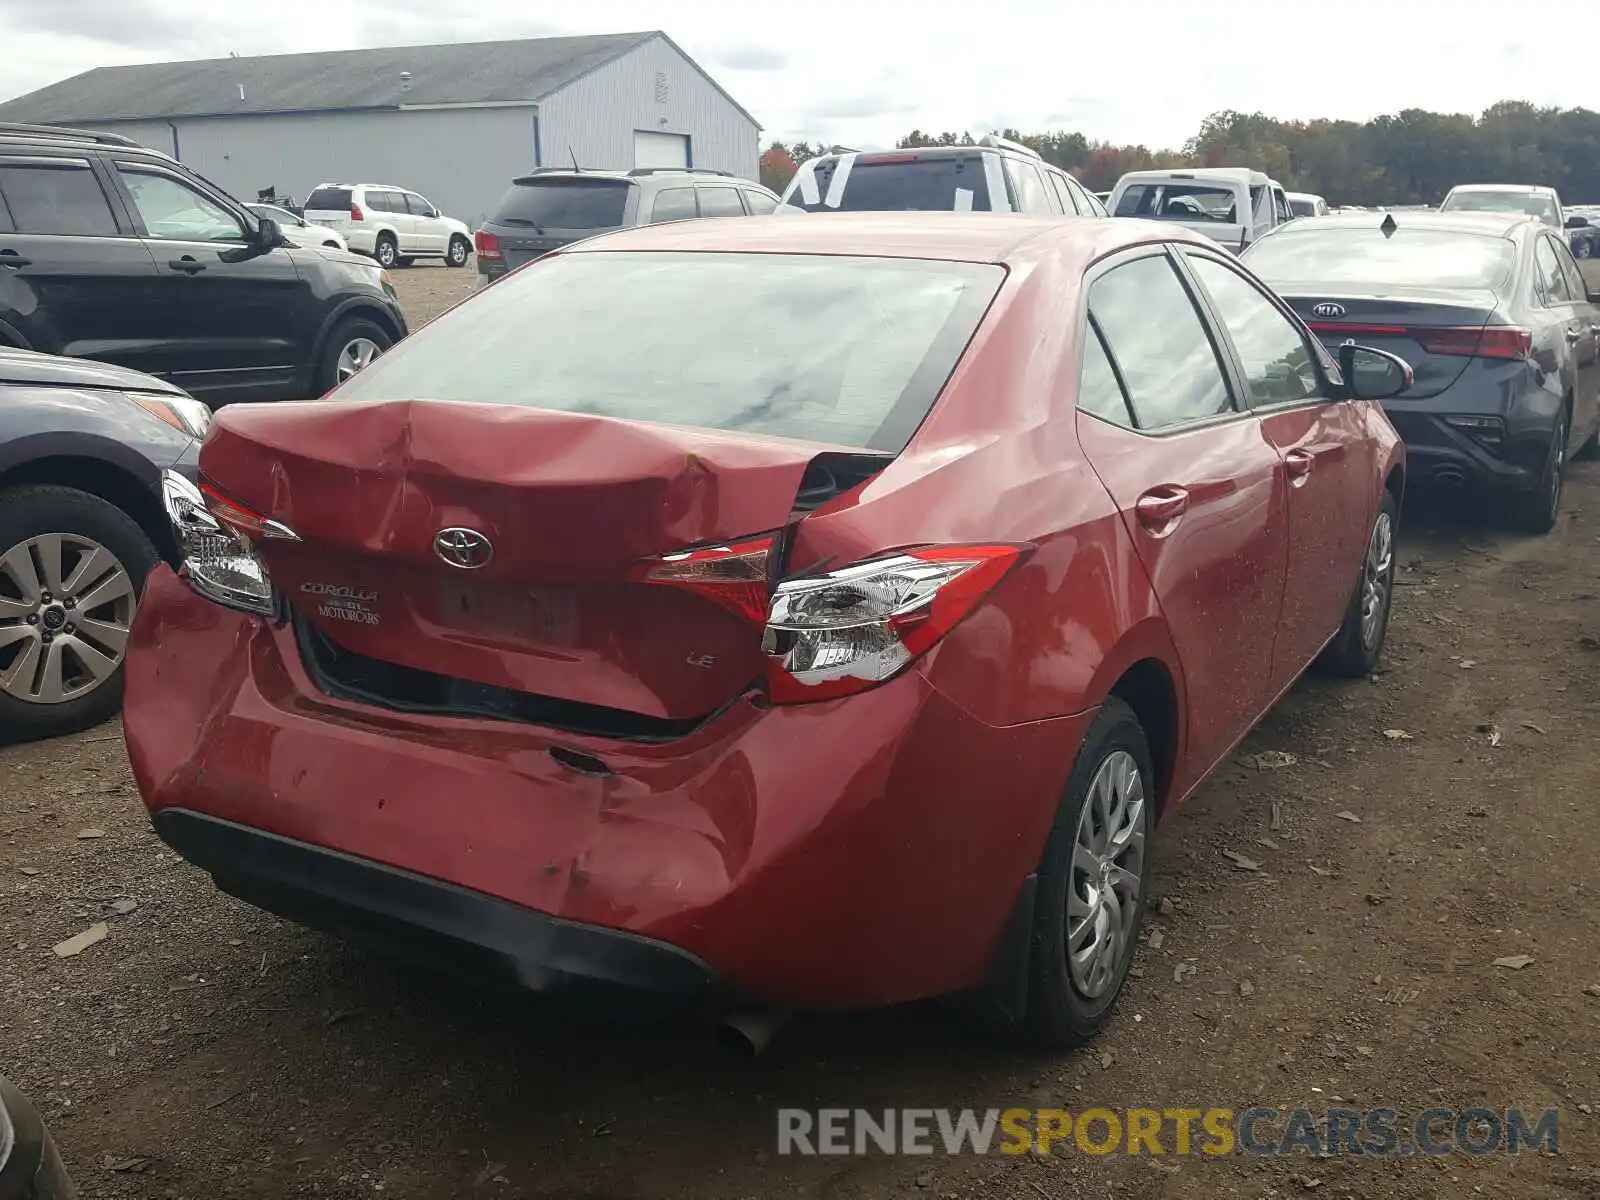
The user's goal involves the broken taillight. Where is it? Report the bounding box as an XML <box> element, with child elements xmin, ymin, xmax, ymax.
<box><xmin>633</xmin><ymin>539</ymin><xmax>1023</xmax><ymax>705</ymax></box>
<box><xmin>164</xmin><ymin>473</ymin><xmax>298</xmax><ymax>617</ymax></box>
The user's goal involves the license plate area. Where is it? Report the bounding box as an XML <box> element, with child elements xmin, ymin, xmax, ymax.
<box><xmin>434</xmin><ymin>580</ymin><xmax>579</xmax><ymax>646</ymax></box>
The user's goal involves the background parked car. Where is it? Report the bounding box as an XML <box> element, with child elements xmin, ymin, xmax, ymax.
<box><xmin>1565</xmin><ymin>204</ymin><xmax>1600</xmax><ymax>258</ymax></box>
<box><xmin>473</xmin><ymin>167</ymin><xmax>784</xmax><ymax>287</ymax></box>
<box><xmin>1438</xmin><ymin>183</ymin><xmax>1564</xmax><ymax>229</ymax></box>
<box><xmin>245</xmin><ymin>202</ymin><xmax>347</xmax><ymax>251</ymax></box>
<box><xmin>1243</xmin><ymin>211</ymin><xmax>1600</xmax><ymax>533</ymax></box>
<box><xmin>303</xmin><ymin>183</ymin><xmax>473</xmax><ymax>270</ymax></box>
<box><xmin>1108</xmin><ymin>167</ymin><xmax>1293</xmax><ymax>251</ymax></box>
<box><xmin>1286</xmin><ymin>190</ymin><xmax>1329</xmax><ymax>218</ymax></box>
<box><xmin>0</xmin><ymin>346</ymin><xmax>203</xmax><ymax>741</ymax></box>
<box><xmin>0</xmin><ymin>1075</ymin><xmax>74</xmax><ymax>1197</ymax></box>
<box><xmin>779</xmin><ymin>136</ymin><xmax>1109</xmax><ymax>217</ymax></box>
<box><xmin>127</xmin><ymin>213</ymin><xmax>1407</xmax><ymax>1052</ymax></box>
<box><xmin>0</xmin><ymin>124</ymin><xmax>408</xmax><ymax>405</ymax></box>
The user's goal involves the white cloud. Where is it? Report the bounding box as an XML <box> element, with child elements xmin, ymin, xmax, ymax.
<box><xmin>0</xmin><ymin>0</ymin><xmax>1577</xmax><ymax>150</ymax></box>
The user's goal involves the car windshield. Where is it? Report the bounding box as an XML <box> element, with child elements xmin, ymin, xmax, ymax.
<box><xmin>331</xmin><ymin>251</ymin><xmax>1005</xmax><ymax>452</ymax></box>
<box><xmin>494</xmin><ymin>179</ymin><xmax>630</xmax><ymax>229</ymax></box>
<box><xmin>785</xmin><ymin>155</ymin><xmax>995</xmax><ymax>212</ymax></box>
<box><xmin>1244</xmin><ymin>227</ymin><xmax>1517</xmax><ymax>288</ymax></box>
<box><xmin>1442</xmin><ymin>190</ymin><xmax>1559</xmax><ymax>226</ymax></box>
<box><xmin>1115</xmin><ymin>183</ymin><xmax>1239</xmax><ymax>222</ymax></box>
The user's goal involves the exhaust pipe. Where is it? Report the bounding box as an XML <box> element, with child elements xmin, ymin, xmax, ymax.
<box><xmin>716</xmin><ymin>1009</ymin><xmax>791</xmax><ymax>1057</ymax></box>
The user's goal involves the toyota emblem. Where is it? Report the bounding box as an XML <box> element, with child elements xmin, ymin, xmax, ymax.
<box><xmin>1311</xmin><ymin>301</ymin><xmax>1347</xmax><ymax>319</ymax></box>
<box><xmin>434</xmin><ymin>527</ymin><xmax>493</xmax><ymax>569</ymax></box>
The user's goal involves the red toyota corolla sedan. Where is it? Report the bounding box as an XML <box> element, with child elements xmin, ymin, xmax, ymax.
<box><xmin>125</xmin><ymin>213</ymin><xmax>1409</xmax><ymax>1048</ymax></box>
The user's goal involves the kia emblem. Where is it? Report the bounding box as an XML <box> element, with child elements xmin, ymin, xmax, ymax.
<box><xmin>434</xmin><ymin>527</ymin><xmax>493</xmax><ymax>570</ymax></box>
<box><xmin>1312</xmin><ymin>301</ymin><xmax>1347</xmax><ymax>319</ymax></box>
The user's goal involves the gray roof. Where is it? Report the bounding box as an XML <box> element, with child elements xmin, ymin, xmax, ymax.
<box><xmin>0</xmin><ymin>31</ymin><xmax>708</xmax><ymax>124</ymax></box>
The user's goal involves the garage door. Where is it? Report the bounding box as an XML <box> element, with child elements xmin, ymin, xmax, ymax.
<box><xmin>634</xmin><ymin>130</ymin><xmax>690</xmax><ymax>170</ymax></box>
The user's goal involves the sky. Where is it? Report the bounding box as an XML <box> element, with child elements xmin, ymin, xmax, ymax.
<box><xmin>0</xmin><ymin>0</ymin><xmax>1575</xmax><ymax>151</ymax></box>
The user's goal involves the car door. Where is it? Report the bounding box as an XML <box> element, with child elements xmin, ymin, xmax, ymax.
<box><xmin>1548</xmin><ymin>233</ymin><xmax>1600</xmax><ymax>444</ymax></box>
<box><xmin>1179</xmin><ymin>247</ymin><xmax>1372</xmax><ymax>685</ymax></box>
<box><xmin>110</xmin><ymin>159</ymin><xmax>307</xmax><ymax>402</ymax></box>
<box><xmin>1073</xmin><ymin>248</ymin><xmax>1289</xmax><ymax>779</ymax></box>
<box><xmin>369</xmin><ymin>190</ymin><xmax>411</xmax><ymax>250</ymax></box>
<box><xmin>404</xmin><ymin>192</ymin><xmax>445</xmax><ymax>253</ymax></box>
<box><xmin>0</xmin><ymin>153</ymin><xmax>162</xmax><ymax>366</ymax></box>
<box><xmin>1533</xmin><ymin>233</ymin><xmax>1596</xmax><ymax>440</ymax></box>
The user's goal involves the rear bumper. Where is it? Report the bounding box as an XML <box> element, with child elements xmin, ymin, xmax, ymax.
<box><xmin>1382</xmin><ymin>409</ymin><xmax>1541</xmax><ymax>489</ymax></box>
<box><xmin>1383</xmin><ymin>369</ymin><xmax>1558</xmax><ymax>492</ymax></box>
<box><xmin>124</xmin><ymin>569</ymin><xmax>1087</xmax><ymax>1010</ymax></box>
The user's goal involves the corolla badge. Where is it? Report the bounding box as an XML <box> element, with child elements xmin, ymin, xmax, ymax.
<box><xmin>434</xmin><ymin>527</ymin><xmax>493</xmax><ymax>569</ymax></box>
<box><xmin>1312</xmin><ymin>301</ymin><xmax>1347</xmax><ymax>319</ymax></box>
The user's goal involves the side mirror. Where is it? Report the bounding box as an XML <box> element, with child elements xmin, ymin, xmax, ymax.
<box><xmin>1567</xmin><ymin>215</ymin><xmax>1590</xmax><ymax>229</ymax></box>
<box><xmin>1338</xmin><ymin>343</ymin><xmax>1412</xmax><ymax>401</ymax></box>
<box><xmin>221</xmin><ymin>215</ymin><xmax>287</xmax><ymax>263</ymax></box>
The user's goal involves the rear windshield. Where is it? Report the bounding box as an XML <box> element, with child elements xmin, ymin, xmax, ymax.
<box><xmin>1115</xmin><ymin>183</ymin><xmax>1240</xmax><ymax>222</ymax></box>
<box><xmin>305</xmin><ymin>187</ymin><xmax>352</xmax><ymax>210</ymax></box>
<box><xmin>786</xmin><ymin>155</ymin><xmax>994</xmax><ymax>213</ymax></box>
<box><xmin>494</xmin><ymin>178</ymin><xmax>630</xmax><ymax>229</ymax></box>
<box><xmin>1442</xmin><ymin>190</ymin><xmax>1559</xmax><ymax>225</ymax></box>
<box><xmin>1289</xmin><ymin>197</ymin><xmax>1318</xmax><ymax>218</ymax></box>
<box><xmin>1244</xmin><ymin>227</ymin><xmax>1516</xmax><ymax>289</ymax></box>
<box><xmin>331</xmin><ymin>251</ymin><xmax>1005</xmax><ymax>452</ymax></box>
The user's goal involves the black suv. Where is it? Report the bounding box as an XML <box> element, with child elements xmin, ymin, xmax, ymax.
<box><xmin>0</xmin><ymin>123</ymin><xmax>408</xmax><ymax>406</ymax></box>
<box><xmin>778</xmin><ymin>136</ymin><xmax>1111</xmax><ymax>218</ymax></box>
<box><xmin>474</xmin><ymin>167</ymin><xmax>785</xmax><ymax>286</ymax></box>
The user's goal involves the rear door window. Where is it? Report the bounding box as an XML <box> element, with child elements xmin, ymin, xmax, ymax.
<box><xmin>0</xmin><ymin>160</ymin><xmax>120</xmax><ymax>236</ymax></box>
<box><xmin>493</xmin><ymin>179</ymin><xmax>631</xmax><ymax>230</ymax></box>
<box><xmin>650</xmin><ymin>187</ymin><xmax>697</xmax><ymax>223</ymax></box>
<box><xmin>696</xmin><ymin>186</ymin><xmax>745</xmax><ymax>217</ymax></box>
<box><xmin>796</xmin><ymin>155</ymin><xmax>994</xmax><ymax>213</ymax></box>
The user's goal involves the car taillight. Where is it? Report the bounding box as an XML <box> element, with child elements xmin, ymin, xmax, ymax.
<box><xmin>350</xmin><ymin>202</ymin><xmax>364</xmax><ymax>222</ymax></box>
<box><xmin>1416</xmin><ymin>326</ymin><xmax>1532</xmax><ymax>360</ymax></box>
<box><xmin>474</xmin><ymin>229</ymin><xmax>503</xmax><ymax>261</ymax></box>
<box><xmin>635</xmin><ymin>539</ymin><xmax>1023</xmax><ymax>705</ymax></box>
<box><xmin>162</xmin><ymin>472</ymin><xmax>298</xmax><ymax>617</ymax></box>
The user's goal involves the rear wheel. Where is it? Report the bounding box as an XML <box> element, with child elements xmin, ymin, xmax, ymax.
<box><xmin>446</xmin><ymin>235</ymin><xmax>471</xmax><ymax>268</ymax></box>
<box><xmin>1318</xmin><ymin>492</ymin><xmax>1397</xmax><ymax>677</ymax></box>
<box><xmin>315</xmin><ymin>317</ymin><xmax>392</xmax><ymax>395</ymax></box>
<box><xmin>1014</xmin><ymin>697</ymin><xmax>1152</xmax><ymax>1050</ymax></box>
<box><xmin>373</xmin><ymin>235</ymin><xmax>398</xmax><ymax>269</ymax></box>
<box><xmin>1508</xmin><ymin>410</ymin><xmax>1567</xmax><ymax>534</ymax></box>
<box><xmin>0</xmin><ymin>485</ymin><xmax>158</xmax><ymax>743</ymax></box>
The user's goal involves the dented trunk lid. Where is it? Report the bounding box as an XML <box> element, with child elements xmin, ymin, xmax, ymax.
<box><xmin>201</xmin><ymin>400</ymin><xmax>884</xmax><ymax>726</ymax></box>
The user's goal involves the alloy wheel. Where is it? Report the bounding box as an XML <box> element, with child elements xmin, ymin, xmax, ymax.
<box><xmin>1360</xmin><ymin>509</ymin><xmax>1394</xmax><ymax>650</ymax></box>
<box><xmin>1548</xmin><ymin>416</ymin><xmax>1568</xmax><ymax>524</ymax></box>
<box><xmin>335</xmin><ymin>337</ymin><xmax>381</xmax><ymax>382</ymax></box>
<box><xmin>0</xmin><ymin>534</ymin><xmax>136</xmax><ymax>705</ymax></box>
<box><xmin>1066</xmin><ymin>749</ymin><xmax>1147</xmax><ymax>999</ymax></box>
<box><xmin>375</xmin><ymin>240</ymin><xmax>396</xmax><ymax>268</ymax></box>
<box><xmin>449</xmin><ymin>239</ymin><xmax>468</xmax><ymax>266</ymax></box>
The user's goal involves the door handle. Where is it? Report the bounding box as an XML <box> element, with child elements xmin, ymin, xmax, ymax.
<box><xmin>1285</xmin><ymin>448</ymin><xmax>1316</xmax><ymax>482</ymax></box>
<box><xmin>169</xmin><ymin>256</ymin><xmax>206</xmax><ymax>274</ymax></box>
<box><xmin>0</xmin><ymin>250</ymin><xmax>30</xmax><ymax>268</ymax></box>
<box><xmin>1134</xmin><ymin>486</ymin><xmax>1190</xmax><ymax>532</ymax></box>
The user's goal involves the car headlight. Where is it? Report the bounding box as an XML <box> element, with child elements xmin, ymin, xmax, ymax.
<box><xmin>132</xmin><ymin>393</ymin><xmax>211</xmax><ymax>438</ymax></box>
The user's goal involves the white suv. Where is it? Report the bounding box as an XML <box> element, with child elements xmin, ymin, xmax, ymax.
<box><xmin>303</xmin><ymin>183</ymin><xmax>473</xmax><ymax>269</ymax></box>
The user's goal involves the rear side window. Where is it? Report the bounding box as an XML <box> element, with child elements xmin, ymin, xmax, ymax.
<box><xmin>1115</xmin><ymin>183</ymin><xmax>1239</xmax><ymax>223</ymax></box>
<box><xmin>1048</xmin><ymin>172</ymin><xmax>1080</xmax><ymax>214</ymax></box>
<box><xmin>794</xmin><ymin>155</ymin><xmax>994</xmax><ymax>213</ymax></box>
<box><xmin>306</xmin><ymin>187</ymin><xmax>353</xmax><ymax>210</ymax></box>
<box><xmin>697</xmin><ymin>186</ymin><xmax>744</xmax><ymax>218</ymax></box>
<box><xmin>1089</xmin><ymin>254</ymin><xmax>1233</xmax><ymax>430</ymax></box>
<box><xmin>650</xmin><ymin>187</ymin><xmax>697</xmax><ymax>223</ymax></box>
<box><xmin>494</xmin><ymin>179</ymin><xmax>630</xmax><ymax>230</ymax></box>
<box><xmin>0</xmin><ymin>162</ymin><xmax>118</xmax><ymax>236</ymax></box>
<box><xmin>331</xmin><ymin>251</ymin><xmax>1007</xmax><ymax>453</ymax></box>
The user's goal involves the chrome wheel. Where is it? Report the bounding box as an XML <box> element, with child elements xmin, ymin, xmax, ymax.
<box><xmin>1360</xmin><ymin>510</ymin><xmax>1394</xmax><ymax>650</ymax></box>
<box><xmin>448</xmin><ymin>238</ymin><xmax>469</xmax><ymax>266</ymax></box>
<box><xmin>335</xmin><ymin>337</ymin><xmax>381</xmax><ymax>382</ymax></box>
<box><xmin>0</xmin><ymin>534</ymin><xmax>136</xmax><ymax>705</ymax></box>
<box><xmin>374</xmin><ymin>239</ymin><xmax>396</xmax><ymax>268</ymax></box>
<box><xmin>1067</xmin><ymin>750</ymin><xmax>1147</xmax><ymax>1000</ymax></box>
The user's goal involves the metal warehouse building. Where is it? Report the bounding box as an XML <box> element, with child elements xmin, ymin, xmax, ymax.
<box><xmin>0</xmin><ymin>31</ymin><xmax>761</xmax><ymax>226</ymax></box>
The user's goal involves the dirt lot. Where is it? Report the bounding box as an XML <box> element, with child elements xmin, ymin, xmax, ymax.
<box><xmin>2</xmin><ymin>265</ymin><xmax>1598</xmax><ymax>1198</ymax></box>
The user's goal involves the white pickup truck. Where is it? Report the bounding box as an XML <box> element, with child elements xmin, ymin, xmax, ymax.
<box><xmin>1107</xmin><ymin>167</ymin><xmax>1294</xmax><ymax>252</ymax></box>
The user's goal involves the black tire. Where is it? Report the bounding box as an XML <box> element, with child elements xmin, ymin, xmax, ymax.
<box><xmin>396</xmin><ymin>256</ymin><xmax>416</xmax><ymax>268</ymax></box>
<box><xmin>1507</xmin><ymin>409</ymin><xmax>1567</xmax><ymax>534</ymax></box>
<box><xmin>1318</xmin><ymin>491</ymin><xmax>1398</xmax><ymax>677</ymax></box>
<box><xmin>0</xmin><ymin>485</ymin><xmax>159</xmax><ymax>743</ymax></box>
<box><xmin>314</xmin><ymin>317</ymin><xmax>393</xmax><ymax>395</ymax></box>
<box><xmin>445</xmin><ymin>235</ymin><xmax>471</xmax><ymax>268</ymax></box>
<box><xmin>373</xmin><ymin>235</ymin><xmax>398</xmax><ymax>269</ymax></box>
<box><xmin>1015</xmin><ymin>696</ymin><xmax>1153</xmax><ymax>1050</ymax></box>
<box><xmin>1575</xmin><ymin>420</ymin><xmax>1600</xmax><ymax>461</ymax></box>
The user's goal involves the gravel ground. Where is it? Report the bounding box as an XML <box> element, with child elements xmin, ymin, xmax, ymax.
<box><xmin>0</xmin><ymin>266</ymin><xmax>1597</xmax><ymax>1198</ymax></box>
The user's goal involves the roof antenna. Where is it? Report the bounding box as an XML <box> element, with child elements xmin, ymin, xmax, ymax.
<box><xmin>569</xmin><ymin>146</ymin><xmax>581</xmax><ymax>172</ymax></box>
